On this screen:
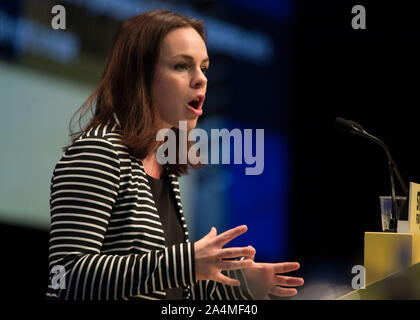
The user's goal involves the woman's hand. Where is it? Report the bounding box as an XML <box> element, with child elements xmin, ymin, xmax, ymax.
<box><xmin>194</xmin><ymin>225</ymin><xmax>255</xmax><ymax>286</ymax></box>
<box><xmin>243</xmin><ymin>249</ymin><xmax>304</xmax><ymax>299</ymax></box>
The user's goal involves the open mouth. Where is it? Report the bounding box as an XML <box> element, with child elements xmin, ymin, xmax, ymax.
<box><xmin>186</xmin><ymin>95</ymin><xmax>204</xmax><ymax>116</ymax></box>
<box><xmin>188</xmin><ymin>99</ymin><xmax>200</xmax><ymax>109</ymax></box>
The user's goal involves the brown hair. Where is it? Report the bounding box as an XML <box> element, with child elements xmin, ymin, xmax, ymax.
<box><xmin>66</xmin><ymin>10</ymin><xmax>206</xmax><ymax>176</ymax></box>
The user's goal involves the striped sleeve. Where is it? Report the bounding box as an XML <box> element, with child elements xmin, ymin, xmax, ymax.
<box><xmin>46</xmin><ymin>136</ymin><xmax>196</xmax><ymax>300</ymax></box>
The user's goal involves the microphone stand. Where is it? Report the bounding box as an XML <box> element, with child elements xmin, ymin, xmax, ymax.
<box><xmin>351</xmin><ymin>128</ymin><xmax>408</xmax><ymax>232</ymax></box>
<box><xmin>388</xmin><ymin>159</ymin><xmax>398</xmax><ymax>231</ymax></box>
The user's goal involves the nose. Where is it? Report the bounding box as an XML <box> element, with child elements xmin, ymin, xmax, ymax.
<box><xmin>191</xmin><ymin>67</ymin><xmax>207</xmax><ymax>89</ymax></box>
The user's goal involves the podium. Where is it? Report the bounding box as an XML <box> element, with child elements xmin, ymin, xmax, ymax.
<box><xmin>339</xmin><ymin>232</ymin><xmax>420</xmax><ymax>300</ymax></box>
<box><xmin>339</xmin><ymin>260</ymin><xmax>420</xmax><ymax>299</ymax></box>
<box><xmin>339</xmin><ymin>182</ymin><xmax>420</xmax><ymax>300</ymax></box>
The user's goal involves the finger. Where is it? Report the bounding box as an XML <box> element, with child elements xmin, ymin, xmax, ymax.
<box><xmin>269</xmin><ymin>286</ymin><xmax>298</xmax><ymax>297</ymax></box>
<box><xmin>214</xmin><ymin>225</ymin><xmax>248</xmax><ymax>247</ymax></box>
<box><xmin>216</xmin><ymin>259</ymin><xmax>253</xmax><ymax>271</ymax></box>
<box><xmin>242</xmin><ymin>245</ymin><xmax>256</xmax><ymax>261</ymax></box>
<box><xmin>217</xmin><ymin>246</ymin><xmax>256</xmax><ymax>260</ymax></box>
<box><xmin>274</xmin><ymin>275</ymin><xmax>304</xmax><ymax>287</ymax></box>
<box><xmin>214</xmin><ymin>272</ymin><xmax>240</xmax><ymax>287</ymax></box>
<box><xmin>203</xmin><ymin>227</ymin><xmax>217</xmax><ymax>241</ymax></box>
<box><xmin>273</xmin><ymin>262</ymin><xmax>301</xmax><ymax>274</ymax></box>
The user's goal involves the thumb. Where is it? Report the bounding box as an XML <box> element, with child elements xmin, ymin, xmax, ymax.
<box><xmin>204</xmin><ymin>226</ymin><xmax>217</xmax><ymax>240</ymax></box>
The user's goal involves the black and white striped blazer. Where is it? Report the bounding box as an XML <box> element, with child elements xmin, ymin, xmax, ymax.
<box><xmin>46</xmin><ymin>114</ymin><xmax>254</xmax><ymax>300</ymax></box>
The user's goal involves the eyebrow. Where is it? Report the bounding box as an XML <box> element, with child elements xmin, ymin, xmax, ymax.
<box><xmin>172</xmin><ymin>54</ymin><xmax>210</xmax><ymax>63</ymax></box>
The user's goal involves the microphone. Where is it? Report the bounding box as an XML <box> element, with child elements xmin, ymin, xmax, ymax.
<box><xmin>333</xmin><ymin>118</ymin><xmax>391</xmax><ymax>148</ymax></box>
<box><xmin>333</xmin><ymin>117</ymin><xmax>409</xmax><ymax>231</ymax></box>
<box><xmin>333</xmin><ymin>117</ymin><xmax>364</xmax><ymax>134</ymax></box>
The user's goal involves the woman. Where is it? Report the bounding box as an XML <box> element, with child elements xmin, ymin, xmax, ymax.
<box><xmin>46</xmin><ymin>10</ymin><xmax>303</xmax><ymax>300</ymax></box>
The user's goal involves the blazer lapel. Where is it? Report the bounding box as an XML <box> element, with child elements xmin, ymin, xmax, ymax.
<box><xmin>166</xmin><ymin>168</ymin><xmax>190</xmax><ymax>242</ymax></box>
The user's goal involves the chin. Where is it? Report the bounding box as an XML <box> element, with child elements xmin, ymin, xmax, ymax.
<box><xmin>187</xmin><ymin>119</ymin><xmax>198</xmax><ymax>131</ymax></box>
<box><xmin>168</xmin><ymin>117</ymin><xmax>198</xmax><ymax>131</ymax></box>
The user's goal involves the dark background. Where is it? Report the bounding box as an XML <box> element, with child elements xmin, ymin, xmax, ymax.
<box><xmin>1</xmin><ymin>0</ymin><xmax>419</xmax><ymax>300</ymax></box>
<box><xmin>290</xmin><ymin>0</ymin><xmax>420</xmax><ymax>296</ymax></box>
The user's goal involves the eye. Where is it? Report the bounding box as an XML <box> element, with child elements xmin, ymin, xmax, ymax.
<box><xmin>174</xmin><ymin>63</ymin><xmax>189</xmax><ymax>71</ymax></box>
<box><xmin>201</xmin><ymin>67</ymin><xmax>209</xmax><ymax>75</ymax></box>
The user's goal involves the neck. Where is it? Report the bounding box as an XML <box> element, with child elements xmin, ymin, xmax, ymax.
<box><xmin>143</xmin><ymin>151</ymin><xmax>163</xmax><ymax>179</ymax></box>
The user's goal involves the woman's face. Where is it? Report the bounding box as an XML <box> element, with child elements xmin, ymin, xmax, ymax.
<box><xmin>151</xmin><ymin>27</ymin><xmax>209</xmax><ymax>131</ymax></box>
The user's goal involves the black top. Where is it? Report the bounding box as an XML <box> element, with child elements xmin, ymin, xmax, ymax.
<box><xmin>146</xmin><ymin>171</ymin><xmax>185</xmax><ymax>300</ymax></box>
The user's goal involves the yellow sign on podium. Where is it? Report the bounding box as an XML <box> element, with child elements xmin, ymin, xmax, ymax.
<box><xmin>339</xmin><ymin>182</ymin><xmax>420</xmax><ymax>299</ymax></box>
<box><xmin>408</xmin><ymin>182</ymin><xmax>420</xmax><ymax>234</ymax></box>
<box><xmin>364</xmin><ymin>182</ymin><xmax>420</xmax><ymax>285</ymax></box>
